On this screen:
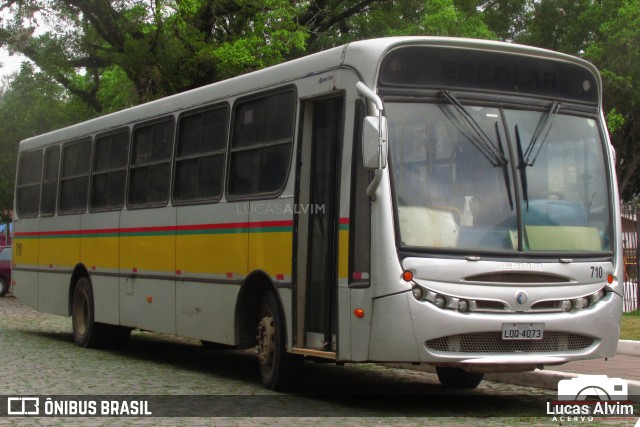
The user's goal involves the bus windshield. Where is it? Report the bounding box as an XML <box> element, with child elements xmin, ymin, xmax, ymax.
<box><xmin>388</xmin><ymin>101</ymin><xmax>612</xmax><ymax>253</ymax></box>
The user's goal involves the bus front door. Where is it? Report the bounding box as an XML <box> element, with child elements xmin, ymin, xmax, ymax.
<box><xmin>295</xmin><ymin>96</ymin><xmax>343</xmax><ymax>354</ymax></box>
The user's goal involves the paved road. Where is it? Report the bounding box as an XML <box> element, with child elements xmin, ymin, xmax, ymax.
<box><xmin>0</xmin><ymin>296</ymin><xmax>635</xmax><ymax>426</ymax></box>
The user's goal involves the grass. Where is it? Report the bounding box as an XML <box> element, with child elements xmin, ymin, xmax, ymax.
<box><xmin>620</xmin><ymin>311</ymin><xmax>640</xmax><ymax>340</ymax></box>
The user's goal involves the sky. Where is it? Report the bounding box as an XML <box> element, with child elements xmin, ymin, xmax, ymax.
<box><xmin>0</xmin><ymin>7</ymin><xmax>40</xmax><ymax>82</ymax></box>
<box><xmin>0</xmin><ymin>47</ymin><xmax>26</xmax><ymax>81</ymax></box>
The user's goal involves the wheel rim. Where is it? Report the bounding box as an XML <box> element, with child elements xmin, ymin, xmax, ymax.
<box><xmin>257</xmin><ymin>312</ymin><xmax>276</xmax><ymax>377</ymax></box>
<box><xmin>74</xmin><ymin>290</ymin><xmax>89</xmax><ymax>336</ymax></box>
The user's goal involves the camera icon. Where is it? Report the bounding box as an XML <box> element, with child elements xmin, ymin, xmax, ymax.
<box><xmin>558</xmin><ymin>375</ymin><xmax>628</xmax><ymax>401</ymax></box>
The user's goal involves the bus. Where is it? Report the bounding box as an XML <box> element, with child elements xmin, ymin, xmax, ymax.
<box><xmin>12</xmin><ymin>37</ymin><xmax>623</xmax><ymax>390</ymax></box>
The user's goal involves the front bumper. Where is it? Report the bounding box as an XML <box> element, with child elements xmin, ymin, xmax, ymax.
<box><xmin>368</xmin><ymin>290</ymin><xmax>622</xmax><ymax>372</ymax></box>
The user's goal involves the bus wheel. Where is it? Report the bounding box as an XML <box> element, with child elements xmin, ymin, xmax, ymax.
<box><xmin>256</xmin><ymin>291</ymin><xmax>301</xmax><ymax>390</ymax></box>
<box><xmin>72</xmin><ymin>277</ymin><xmax>130</xmax><ymax>349</ymax></box>
<box><xmin>72</xmin><ymin>277</ymin><xmax>108</xmax><ymax>348</ymax></box>
<box><xmin>436</xmin><ymin>367</ymin><xmax>484</xmax><ymax>389</ymax></box>
<box><xmin>0</xmin><ymin>277</ymin><xmax>8</xmax><ymax>297</ymax></box>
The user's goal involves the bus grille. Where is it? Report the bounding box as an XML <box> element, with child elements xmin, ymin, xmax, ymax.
<box><xmin>425</xmin><ymin>332</ymin><xmax>594</xmax><ymax>353</ymax></box>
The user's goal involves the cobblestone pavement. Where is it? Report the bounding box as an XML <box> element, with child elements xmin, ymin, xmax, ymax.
<box><xmin>0</xmin><ymin>296</ymin><xmax>636</xmax><ymax>427</ymax></box>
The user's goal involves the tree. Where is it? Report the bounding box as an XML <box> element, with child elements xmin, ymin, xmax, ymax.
<box><xmin>0</xmin><ymin>0</ymin><xmax>310</xmax><ymax>112</ymax></box>
<box><xmin>516</xmin><ymin>0</ymin><xmax>594</xmax><ymax>53</ymax></box>
<box><xmin>309</xmin><ymin>0</ymin><xmax>502</xmax><ymax>50</ymax></box>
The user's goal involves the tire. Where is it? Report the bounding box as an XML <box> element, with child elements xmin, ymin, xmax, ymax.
<box><xmin>0</xmin><ymin>277</ymin><xmax>8</xmax><ymax>297</ymax></box>
<box><xmin>436</xmin><ymin>367</ymin><xmax>484</xmax><ymax>389</ymax></box>
<box><xmin>72</xmin><ymin>277</ymin><xmax>130</xmax><ymax>349</ymax></box>
<box><xmin>72</xmin><ymin>277</ymin><xmax>105</xmax><ymax>348</ymax></box>
<box><xmin>256</xmin><ymin>290</ymin><xmax>302</xmax><ymax>390</ymax></box>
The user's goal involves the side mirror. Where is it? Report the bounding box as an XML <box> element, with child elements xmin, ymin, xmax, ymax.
<box><xmin>362</xmin><ymin>116</ymin><xmax>388</xmax><ymax>169</ymax></box>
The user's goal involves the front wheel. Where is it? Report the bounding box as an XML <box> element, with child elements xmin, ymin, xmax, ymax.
<box><xmin>256</xmin><ymin>290</ymin><xmax>302</xmax><ymax>390</ymax></box>
<box><xmin>436</xmin><ymin>367</ymin><xmax>484</xmax><ymax>389</ymax></box>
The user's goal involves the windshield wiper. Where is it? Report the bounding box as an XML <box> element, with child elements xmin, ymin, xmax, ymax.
<box><xmin>441</xmin><ymin>90</ymin><xmax>508</xmax><ymax>167</ymax></box>
<box><xmin>522</xmin><ymin>101</ymin><xmax>560</xmax><ymax>166</ymax></box>
<box><xmin>495</xmin><ymin>121</ymin><xmax>514</xmax><ymax>210</ymax></box>
<box><xmin>514</xmin><ymin>124</ymin><xmax>529</xmax><ymax>210</ymax></box>
<box><xmin>515</xmin><ymin>101</ymin><xmax>560</xmax><ymax>211</ymax></box>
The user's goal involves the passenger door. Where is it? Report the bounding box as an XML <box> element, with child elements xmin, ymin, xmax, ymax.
<box><xmin>294</xmin><ymin>96</ymin><xmax>343</xmax><ymax>352</ymax></box>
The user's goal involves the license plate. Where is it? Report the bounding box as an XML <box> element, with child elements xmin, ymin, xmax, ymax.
<box><xmin>501</xmin><ymin>323</ymin><xmax>544</xmax><ymax>340</ymax></box>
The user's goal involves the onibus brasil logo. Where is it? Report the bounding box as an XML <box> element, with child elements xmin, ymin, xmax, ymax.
<box><xmin>547</xmin><ymin>375</ymin><xmax>636</xmax><ymax>423</ymax></box>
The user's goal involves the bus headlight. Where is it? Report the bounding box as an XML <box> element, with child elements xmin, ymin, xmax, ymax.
<box><xmin>434</xmin><ymin>295</ymin><xmax>447</xmax><ymax>309</ymax></box>
<box><xmin>412</xmin><ymin>286</ymin><xmax>424</xmax><ymax>301</ymax></box>
<box><xmin>560</xmin><ymin>300</ymin><xmax>573</xmax><ymax>312</ymax></box>
<box><xmin>562</xmin><ymin>288</ymin><xmax>606</xmax><ymax>312</ymax></box>
<box><xmin>590</xmin><ymin>288</ymin><xmax>606</xmax><ymax>304</ymax></box>
<box><xmin>458</xmin><ymin>299</ymin><xmax>469</xmax><ymax>312</ymax></box>
<box><xmin>573</xmin><ymin>296</ymin><xmax>590</xmax><ymax>310</ymax></box>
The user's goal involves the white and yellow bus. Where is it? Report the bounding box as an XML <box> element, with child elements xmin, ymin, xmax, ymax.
<box><xmin>13</xmin><ymin>37</ymin><xmax>623</xmax><ymax>390</ymax></box>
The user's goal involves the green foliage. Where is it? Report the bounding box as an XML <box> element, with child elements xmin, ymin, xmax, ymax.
<box><xmin>211</xmin><ymin>0</ymin><xmax>308</xmax><ymax>78</ymax></box>
<box><xmin>606</xmin><ymin>108</ymin><xmax>625</xmax><ymax>134</ymax></box>
<box><xmin>515</xmin><ymin>0</ymin><xmax>594</xmax><ymax>53</ymax></box>
<box><xmin>311</xmin><ymin>0</ymin><xmax>498</xmax><ymax>50</ymax></box>
<box><xmin>96</xmin><ymin>66</ymin><xmax>138</xmax><ymax>113</ymax></box>
<box><xmin>419</xmin><ymin>0</ymin><xmax>495</xmax><ymax>38</ymax></box>
<box><xmin>621</xmin><ymin>312</ymin><xmax>640</xmax><ymax>340</ymax></box>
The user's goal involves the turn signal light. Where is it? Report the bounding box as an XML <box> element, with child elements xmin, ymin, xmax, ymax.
<box><xmin>403</xmin><ymin>270</ymin><xmax>413</xmax><ymax>282</ymax></box>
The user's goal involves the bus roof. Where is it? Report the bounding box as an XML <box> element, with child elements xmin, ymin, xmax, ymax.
<box><xmin>18</xmin><ymin>36</ymin><xmax>600</xmax><ymax>152</ymax></box>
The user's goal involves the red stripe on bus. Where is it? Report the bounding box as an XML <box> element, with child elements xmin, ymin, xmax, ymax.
<box><xmin>14</xmin><ymin>220</ymin><xmax>296</xmax><ymax>237</ymax></box>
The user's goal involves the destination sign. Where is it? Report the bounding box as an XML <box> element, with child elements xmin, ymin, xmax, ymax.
<box><xmin>379</xmin><ymin>46</ymin><xmax>598</xmax><ymax>104</ymax></box>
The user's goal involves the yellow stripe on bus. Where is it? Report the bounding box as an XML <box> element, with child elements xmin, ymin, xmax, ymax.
<box><xmin>17</xmin><ymin>229</ymin><xmax>351</xmax><ymax>280</ymax></box>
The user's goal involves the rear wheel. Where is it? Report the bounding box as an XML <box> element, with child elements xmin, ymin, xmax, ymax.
<box><xmin>0</xmin><ymin>277</ymin><xmax>8</xmax><ymax>297</ymax></box>
<box><xmin>72</xmin><ymin>277</ymin><xmax>106</xmax><ymax>348</ymax></box>
<box><xmin>436</xmin><ymin>367</ymin><xmax>484</xmax><ymax>389</ymax></box>
<box><xmin>256</xmin><ymin>290</ymin><xmax>302</xmax><ymax>390</ymax></box>
<box><xmin>72</xmin><ymin>277</ymin><xmax>130</xmax><ymax>349</ymax></box>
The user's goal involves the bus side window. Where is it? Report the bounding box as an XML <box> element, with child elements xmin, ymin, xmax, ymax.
<box><xmin>91</xmin><ymin>129</ymin><xmax>129</xmax><ymax>210</ymax></box>
<box><xmin>41</xmin><ymin>146</ymin><xmax>60</xmax><ymax>216</ymax></box>
<box><xmin>174</xmin><ymin>106</ymin><xmax>228</xmax><ymax>203</ymax></box>
<box><xmin>16</xmin><ymin>151</ymin><xmax>43</xmax><ymax>218</ymax></box>
<box><xmin>59</xmin><ymin>138</ymin><xmax>92</xmax><ymax>213</ymax></box>
<box><xmin>128</xmin><ymin>119</ymin><xmax>174</xmax><ymax>207</ymax></box>
<box><xmin>227</xmin><ymin>89</ymin><xmax>296</xmax><ymax>199</ymax></box>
